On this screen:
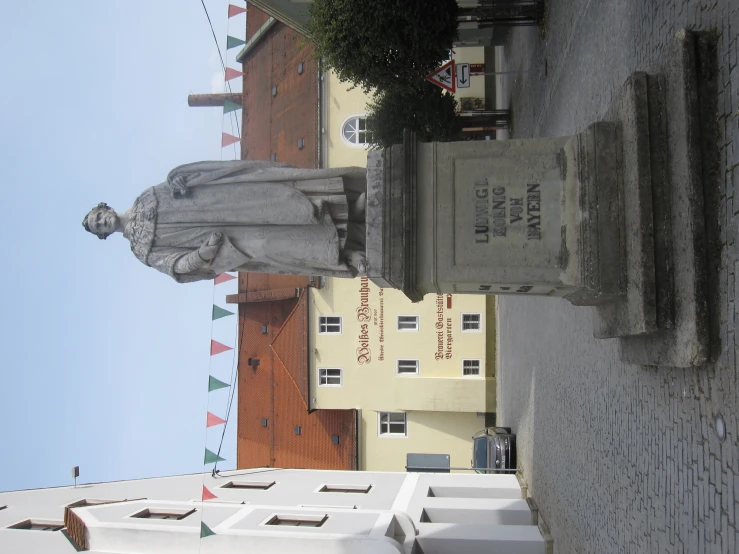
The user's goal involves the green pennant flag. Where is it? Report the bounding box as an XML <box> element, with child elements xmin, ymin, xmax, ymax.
<box><xmin>226</xmin><ymin>35</ymin><xmax>246</xmax><ymax>49</ymax></box>
<box><xmin>212</xmin><ymin>305</ymin><xmax>235</xmax><ymax>320</ymax></box>
<box><xmin>200</xmin><ymin>521</ymin><xmax>216</xmax><ymax>538</ymax></box>
<box><xmin>223</xmin><ymin>99</ymin><xmax>242</xmax><ymax>114</ymax></box>
<box><xmin>208</xmin><ymin>376</ymin><xmax>230</xmax><ymax>392</ymax></box>
<box><xmin>204</xmin><ymin>448</ymin><xmax>226</xmax><ymax>464</ymax></box>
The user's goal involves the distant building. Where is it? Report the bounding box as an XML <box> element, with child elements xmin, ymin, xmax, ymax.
<box><xmin>0</xmin><ymin>469</ymin><xmax>549</xmax><ymax>553</ymax></box>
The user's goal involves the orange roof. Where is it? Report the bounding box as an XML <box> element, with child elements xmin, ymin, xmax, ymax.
<box><xmin>235</xmin><ymin>274</ymin><xmax>357</xmax><ymax>471</ymax></box>
<box><xmin>240</xmin><ymin>4</ymin><xmax>318</xmax><ymax>168</ymax></box>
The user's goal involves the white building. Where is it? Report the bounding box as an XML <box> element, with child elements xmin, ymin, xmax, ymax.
<box><xmin>0</xmin><ymin>468</ymin><xmax>549</xmax><ymax>554</ymax></box>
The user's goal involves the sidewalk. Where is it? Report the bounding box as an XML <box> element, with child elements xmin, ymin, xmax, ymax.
<box><xmin>494</xmin><ymin>0</ymin><xmax>739</xmax><ymax>552</ymax></box>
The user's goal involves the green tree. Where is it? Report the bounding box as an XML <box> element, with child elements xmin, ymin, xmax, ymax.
<box><xmin>366</xmin><ymin>81</ymin><xmax>462</xmax><ymax>149</ymax></box>
<box><xmin>307</xmin><ymin>0</ymin><xmax>458</xmax><ymax>91</ymax></box>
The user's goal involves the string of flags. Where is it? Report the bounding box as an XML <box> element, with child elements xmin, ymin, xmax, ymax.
<box><xmin>200</xmin><ymin>5</ymin><xmax>245</xmax><ymax>539</ymax></box>
<box><xmin>219</xmin><ymin>4</ymin><xmax>248</xmax><ymax>153</ymax></box>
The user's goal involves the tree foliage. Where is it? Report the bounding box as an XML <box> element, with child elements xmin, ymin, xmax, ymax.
<box><xmin>366</xmin><ymin>80</ymin><xmax>462</xmax><ymax>149</ymax></box>
<box><xmin>307</xmin><ymin>0</ymin><xmax>458</xmax><ymax>91</ymax></box>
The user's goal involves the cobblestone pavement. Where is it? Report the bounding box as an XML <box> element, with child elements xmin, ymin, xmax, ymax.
<box><xmin>495</xmin><ymin>0</ymin><xmax>739</xmax><ymax>552</ymax></box>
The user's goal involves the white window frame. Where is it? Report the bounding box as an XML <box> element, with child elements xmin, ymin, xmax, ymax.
<box><xmin>318</xmin><ymin>484</ymin><xmax>372</xmax><ymax>494</ymax></box>
<box><xmin>396</xmin><ymin>359</ymin><xmax>419</xmax><ymax>375</ymax></box>
<box><xmin>396</xmin><ymin>315</ymin><xmax>419</xmax><ymax>332</ymax></box>
<box><xmin>462</xmin><ymin>359</ymin><xmax>482</xmax><ymax>376</ymax></box>
<box><xmin>378</xmin><ymin>412</ymin><xmax>407</xmax><ymax>437</ymax></box>
<box><xmin>318</xmin><ymin>315</ymin><xmax>342</xmax><ymax>334</ymax></box>
<box><xmin>262</xmin><ymin>513</ymin><xmax>328</xmax><ymax>527</ymax></box>
<box><xmin>6</xmin><ymin>519</ymin><xmax>64</xmax><ymax>531</ymax></box>
<box><xmin>461</xmin><ymin>313</ymin><xmax>482</xmax><ymax>332</ymax></box>
<box><xmin>219</xmin><ymin>480</ymin><xmax>275</xmax><ymax>490</ymax></box>
<box><xmin>318</xmin><ymin>368</ymin><xmax>343</xmax><ymax>387</ymax></box>
<box><xmin>340</xmin><ymin>114</ymin><xmax>369</xmax><ymax>147</ymax></box>
<box><xmin>128</xmin><ymin>508</ymin><xmax>196</xmax><ymax>521</ymax></box>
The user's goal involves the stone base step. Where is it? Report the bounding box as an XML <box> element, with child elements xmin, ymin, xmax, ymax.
<box><xmin>592</xmin><ymin>29</ymin><xmax>713</xmax><ymax>367</ymax></box>
<box><xmin>592</xmin><ymin>72</ymin><xmax>660</xmax><ymax>339</ymax></box>
<box><xmin>617</xmin><ymin>29</ymin><xmax>712</xmax><ymax>367</ymax></box>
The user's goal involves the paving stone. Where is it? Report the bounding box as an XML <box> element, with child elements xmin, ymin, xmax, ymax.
<box><xmin>497</xmin><ymin>1</ymin><xmax>739</xmax><ymax>552</ymax></box>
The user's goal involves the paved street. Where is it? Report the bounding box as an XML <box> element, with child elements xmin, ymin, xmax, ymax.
<box><xmin>496</xmin><ymin>0</ymin><xmax>739</xmax><ymax>552</ymax></box>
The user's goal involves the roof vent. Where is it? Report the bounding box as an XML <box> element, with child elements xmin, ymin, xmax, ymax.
<box><xmin>248</xmin><ymin>358</ymin><xmax>260</xmax><ymax>368</ymax></box>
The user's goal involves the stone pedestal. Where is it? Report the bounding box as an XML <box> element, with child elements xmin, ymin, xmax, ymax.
<box><xmin>365</xmin><ymin>29</ymin><xmax>715</xmax><ymax>368</ymax></box>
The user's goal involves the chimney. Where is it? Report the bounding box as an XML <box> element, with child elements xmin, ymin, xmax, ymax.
<box><xmin>187</xmin><ymin>93</ymin><xmax>243</xmax><ymax>107</ymax></box>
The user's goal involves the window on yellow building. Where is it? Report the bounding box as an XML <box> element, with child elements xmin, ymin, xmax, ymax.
<box><xmin>319</xmin><ymin>316</ymin><xmax>342</xmax><ymax>334</ymax></box>
<box><xmin>319</xmin><ymin>368</ymin><xmax>343</xmax><ymax>386</ymax></box>
<box><xmin>378</xmin><ymin>412</ymin><xmax>407</xmax><ymax>436</ymax></box>
<box><xmin>461</xmin><ymin>313</ymin><xmax>482</xmax><ymax>331</ymax></box>
<box><xmin>341</xmin><ymin>115</ymin><xmax>369</xmax><ymax>146</ymax></box>
<box><xmin>463</xmin><ymin>359</ymin><xmax>481</xmax><ymax>376</ymax></box>
<box><xmin>396</xmin><ymin>359</ymin><xmax>419</xmax><ymax>374</ymax></box>
<box><xmin>397</xmin><ymin>315</ymin><xmax>419</xmax><ymax>331</ymax></box>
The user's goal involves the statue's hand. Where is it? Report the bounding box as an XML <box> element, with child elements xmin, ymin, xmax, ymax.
<box><xmin>171</xmin><ymin>175</ymin><xmax>189</xmax><ymax>197</ymax></box>
<box><xmin>198</xmin><ymin>232</ymin><xmax>224</xmax><ymax>263</ymax></box>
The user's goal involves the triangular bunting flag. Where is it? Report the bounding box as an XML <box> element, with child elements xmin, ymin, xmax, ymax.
<box><xmin>214</xmin><ymin>273</ymin><xmax>237</xmax><ymax>285</ymax></box>
<box><xmin>206</xmin><ymin>412</ymin><xmax>227</xmax><ymax>428</ymax></box>
<box><xmin>225</xmin><ymin>67</ymin><xmax>243</xmax><ymax>81</ymax></box>
<box><xmin>228</xmin><ymin>4</ymin><xmax>247</xmax><ymax>17</ymax></box>
<box><xmin>222</xmin><ymin>133</ymin><xmax>240</xmax><ymax>147</ymax></box>
<box><xmin>201</xmin><ymin>521</ymin><xmax>216</xmax><ymax>538</ymax></box>
<box><xmin>204</xmin><ymin>448</ymin><xmax>226</xmax><ymax>464</ymax></box>
<box><xmin>202</xmin><ymin>485</ymin><xmax>218</xmax><ymax>501</ymax></box>
<box><xmin>208</xmin><ymin>376</ymin><xmax>230</xmax><ymax>392</ymax></box>
<box><xmin>226</xmin><ymin>36</ymin><xmax>246</xmax><ymax>49</ymax></box>
<box><xmin>223</xmin><ymin>99</ymin><xmax>242</xmax><ymax>114</ymax></box>
<box><xmin>212</xmin><ymin>305</ymin><xmax>234</xmax><ymax>320</ymax></box>
<box><xmin>210</xmin><ymin>340</ymin><xmax>233</xmax><ymax>356</ymax></box>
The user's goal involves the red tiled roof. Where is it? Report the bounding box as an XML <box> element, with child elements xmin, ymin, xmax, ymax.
<box><xmin>241</xmin><ymin>4</ymin><xmax>318</xmax><ymax>167</ymax></box>
<box><xmin>236</xmin><ymin>274</ymin><xmax>357</xmax><ymax>471</ymax></box>
<box><xmin>270</xmin><ymin>290</ymin><xmax>309</xmax><ymax>410</ymax></box>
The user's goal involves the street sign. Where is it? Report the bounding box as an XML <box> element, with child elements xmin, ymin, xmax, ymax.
<box><xmin>469</xmin><ymin>63</ymin><xmax>485</xmax><ymax>74</ymax></box>
<box><xmin>456</xmin><ymin>63</ymin><xmax>470</xmax><ymax>88</ymax></box>
<box><xmin>426</xmin><ymin>60</ymin><xmax>455</xmax><ymax>93</ymax></box>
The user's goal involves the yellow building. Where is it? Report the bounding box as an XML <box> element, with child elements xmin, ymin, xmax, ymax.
<box><xmin>315</xmin><ymin>54</ymin><xmax>495</xmax><ymax>472</ymax></box>
<box><xmin>307</xmin><ymin>278</ymin><xmax>496</xmax><ymax>472</ymax></box>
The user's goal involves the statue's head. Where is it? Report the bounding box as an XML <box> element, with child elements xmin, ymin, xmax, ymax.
<box><xmin>82</xmin><ymin>202</ymin><xmax>119</xmax><ymax>240</ymax></box>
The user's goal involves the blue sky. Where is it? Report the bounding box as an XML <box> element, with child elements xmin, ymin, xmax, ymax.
<box><xmin>0</xmin><ymin>0</ymin><xmax>244</xmax><ymax>491</ymax></box>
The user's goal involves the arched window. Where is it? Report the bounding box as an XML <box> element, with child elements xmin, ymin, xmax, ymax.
<box><xmin>341</xmin><ymin>115</ymin><xmax>369</xmax><ymax>147</ymax></box>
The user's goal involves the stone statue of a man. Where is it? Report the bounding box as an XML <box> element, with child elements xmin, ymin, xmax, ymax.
<box><xmin>83</xmin><ymin>160</ymin><xmax>367</xmax><ymax>283</ymax></box>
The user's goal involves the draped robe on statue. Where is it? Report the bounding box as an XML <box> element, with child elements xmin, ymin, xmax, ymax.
<box><xmin>123</xmin><ymin>161</ymin><xmax>366</xmax><ymax>283</ymax></box>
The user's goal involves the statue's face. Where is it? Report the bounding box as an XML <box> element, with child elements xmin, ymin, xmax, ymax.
<box><xmin>86</xmin><ymin>206</ymin><xmax>119</xmax><ymax>237</ymax></box>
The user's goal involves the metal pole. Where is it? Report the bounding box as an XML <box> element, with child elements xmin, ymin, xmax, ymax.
<box><xmin>470</xmin><ymin>70</ymin><xmax>530</xmax><ymax>76</ymax></box>
<box><xmin>406</xmin><ymin>466</ymin><xmax>519</xmax><ymax>473</ymax></box>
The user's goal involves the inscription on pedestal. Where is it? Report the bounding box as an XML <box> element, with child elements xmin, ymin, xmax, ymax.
<box><xmin>473</xmin><ymin>181</ymin><xmax>543</xmax><ymax>242</ymax></box>
<box><xmin>452</xmin><ymin>156</ymin><xmax>563</xmax><ymax>269</ymax></box>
